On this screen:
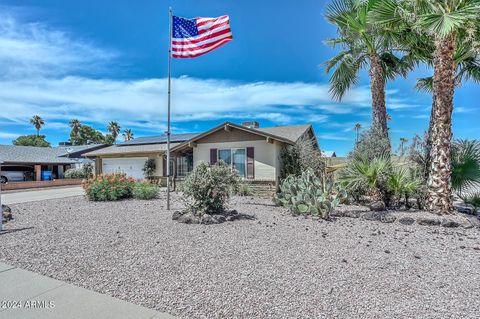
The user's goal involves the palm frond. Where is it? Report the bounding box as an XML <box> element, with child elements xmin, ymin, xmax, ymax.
<box><xmin>328</xmin><ymin>53</ymin><xmax>364</xmax><ymax>101</ymax></box>
<box><xmin>451</xmin><ymin>139</ymin><xmax>480</xmax><ymax>195</ymax></box>
<box><xmin>414</xmin><ymin>77</ymin><xmax>434</xmax><ymax>93</ymax></box>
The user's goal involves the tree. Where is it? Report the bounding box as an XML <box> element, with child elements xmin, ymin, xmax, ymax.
<box><xmin>122</xmin><ymin>128</ymin><xmax>134</xmax><ymax>141</ymax></box>
<box><xmin>30</xmin><ymin>115</ymin><xmax>45</xmax><ymax>136</ymax></box>
<box><xmin>69</xmin><ymin>119</ymin><xmax>81</xmax><ymax>144</ymax></box>
<box><xmin>354</xmin><ymin>123</ymin><xmax>362</xmax><ymax>143</ymax></box>
<box><xmin>70</xmin><ymin>125</ymin><xmax>107</xmax><ymax>145</ymax></box>
<box><xmin>372</xmin><ymin>0</ymin><xmax>480</xmax><ymax>214</ymax></box>
<box><xmin>107</xmin><ymin>121</ymin><xmax>121</xmax><ymax>144</ymax></box>
<box><xmin>398</xmin><ymin>137</ymin><xmax>408</xmax><ymax>156</ymax></box>
<box><xmin>13</xmin><ymin>135</ymin><xmax>50</xmax><ymax>147</ymax></box>
<box><xmin>325</xmin><ymin>0</ymin><xmax>410</xmax><ymax>141</ymax></box>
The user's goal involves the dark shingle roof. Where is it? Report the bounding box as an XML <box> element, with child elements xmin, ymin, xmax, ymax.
<box><xmin>0</xmin><ymin>144</ymin><xmax>105</xmax><ymax>164</ymax></box>
<box><xmin>256</xmin><ymin>124</ymin><xmax>312</xmax><ymax>143</ymax></box>
<box><xmin>83</xmin><ymin>143</ymin><xmax>181</xmax><ymax>156</ymax></box>
<box><xmin>118</xmin><ymin>133</ymin><xmax>199</xmax><ymax>146</ymax></box>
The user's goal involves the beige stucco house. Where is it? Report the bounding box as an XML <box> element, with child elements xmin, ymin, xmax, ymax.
<box><xmin>84</xmin><ymin>121</ymin><xmax>316</xmax><ymax>186</ymax></box>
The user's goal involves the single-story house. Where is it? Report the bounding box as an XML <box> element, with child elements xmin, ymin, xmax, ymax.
<box><xmin>0</xmin><ymin>144</ymin><xmax>107</xmax><ymax>182</ymax></box>
<box><xmin>84</xmin><ymin>121</ymin><xmax>317</xmax><ymax>186</ymax></box>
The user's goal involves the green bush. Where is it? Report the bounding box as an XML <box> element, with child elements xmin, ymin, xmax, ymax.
<box><xmin>275</xmin><ymin>169</ymin><xmax>346</xmax><ymax>219</ymax></box>
<box><xmin>280</xmin><ymin>137</ymin><xmax>325</xmax><ymax>179</ymax></box>
<box><xmin>143</xmin><ymin>159</ymin><xmax>156</xmax><ymax>178</ymax></box>
<box><xmin>350</xmin><ymin>128</ymin><xmax>391</xmax><ymax>162</ymax></box>
<box><xmin>387</xmin><ymin>166</ymin><xmax>423</xmax><ymax>208</ymax></box>
<box><xmin>180</xmin><ymin>162</ymin><xmax>240</xmax><ymax>216</ymax></box>
<box><xmin>133</xmin><ymin>182</ymin><xmax>160</xmax><ymax>200</ymax></box>
<box><xmin>237</xmin><ymin>183</ymin><xmax>252</xmax><ymax>196</ymax></box>
<box><xmin>83</xmin><ymin>173</ymin><xmax>135</xmax><ymax>201</ymax></box>
<box><xmin>64</xmin><ymin>163</ymin><xmax>93</xmax><ymax>179</ymax></box>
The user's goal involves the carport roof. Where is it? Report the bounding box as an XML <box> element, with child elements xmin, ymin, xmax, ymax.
<box><xmin>0</xmin><ymin>144</ymin><xmax>101</xmax><ymax>164</ymax></box>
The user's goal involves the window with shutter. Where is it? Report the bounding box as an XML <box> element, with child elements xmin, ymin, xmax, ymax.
<box><xmin>246</xmin><ymin>147</ymin><xmax>254</xmax><ymax>179</ymax></box>
<box><xmin>210</xmin><ymin>148</ymin><xmax>218</xmax><ymax>164</ymax></box>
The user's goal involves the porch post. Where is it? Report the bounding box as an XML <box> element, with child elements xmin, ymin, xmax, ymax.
<box><xmin>34</xmin><ymin>164</ymin><xmax>42</xmax><ymax>181</ymax></box>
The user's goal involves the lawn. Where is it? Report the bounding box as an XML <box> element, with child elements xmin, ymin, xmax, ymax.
<box><xmin>1</xmin><ymin>193</ymin><xmax>480</xmax><ymax>318</ymax></box>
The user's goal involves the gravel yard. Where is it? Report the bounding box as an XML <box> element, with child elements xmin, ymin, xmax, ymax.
<box><xmin>1</xmin><ymin>193</ymin><xmax>480</xmax><ymax>319</ymax></box>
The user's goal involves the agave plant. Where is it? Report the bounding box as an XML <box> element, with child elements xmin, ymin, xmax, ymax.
<box><xmin>275</xmin><ymin>169</ymin><xmax>346</xmax><ymax>219</ymax></box>
<box><xmin>451</xmin><ymin>140</ymin><xmax>480</xmax><ymax>198</ymax></box>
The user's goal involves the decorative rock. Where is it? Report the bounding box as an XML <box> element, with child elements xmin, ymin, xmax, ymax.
<box><xmin>369</xmin><ymin>201</ymin><xmax>386</xmax><ymax>212</ymax></box>
<box><xmin>211</xmin><ymin>215</ymin><xmax>226</xmax><ymax>223</ymax></box>
<box><xmin>363</xmin><ymin>211</ymin><xmax>396</xmax><ymax>223</ymax></box>
<box><xmin>177</xmin><ymin>213</ymin><xmax>200</xmax><ymax>224</ymax></box>
<box><xmin>2</xmin><ymin>204</ymin><xmax>13</xmax><ymax>223</ymax></box>
<box><xmin>201</xmin><ymin>214</ymin><xmax>216</xmax><ymax>225</ymax></box>
<box><xmin>172</xmin><ymin>211</ymin><xmax>183</xmax><ymax>221</ymax></box>
<box><xmin>399</xmin><ymin>217</ymin><xmax>415</xmax><ymax>225</ymax></box>
<box><xmin>417</xmin><ymin>218</ymin><xmax>441</xmax><ymax>226</ymax></box>
<box><xmin>441</xmin><ymin>219</ymin><xmax>460</xmax><ymax>228</ymax></box>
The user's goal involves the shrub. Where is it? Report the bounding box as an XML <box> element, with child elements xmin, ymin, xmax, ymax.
<box><xmin>133</xmin><ymin>182</ymin><xmax>160</xmax><ymax>200</ymax></box>
<box><xmin>143</xmin><ymin>159</ymin><xmax>156</xmax><ymax>178</ymax></box>
<box><xmin>280</xmin><ymin>137</ymin><xmax>325</xmax><ymax>179</ymax></box>
<box><xmin>350</xmin><ymin>128</ymin><xmax>391</xmax><ymax>162</ymax></box>
<box><xmin>83</xmin><ymin>173</ymin><xmax>135</xmax><ymax>201</ymax></box>
<box><xmin>275</xmin><ymin>169</ymin><xmax>346</xmax><ymax>219</ymax></box>
<box><xmin>237</xmin><ymin>183</ymin><xmax>252</xmax><ymax>196</ymax></box>
<box><xmin>64</xmin><ymin>163</ymin><xmax>93</xmax><ymax>179</ymax></box>
<box><xmin>387</xmin><ymin>166</ymin><xmax>423</xmax><ymax>208</ymax></box>
<box><xmin>180</xmin><ymin>162</ymin><xmax>240</xmax><ymax>216</ymax></box>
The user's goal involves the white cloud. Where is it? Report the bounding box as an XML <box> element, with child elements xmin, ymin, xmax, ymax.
<box><xmin>318</xmin><ymin>133</ymin><xmax>350</xmax><ymax>141</ymax></box>
<box><xmin>0</xmin><ymin>131</ymin><xmax>19</xmax><ymax>139</ymax></box>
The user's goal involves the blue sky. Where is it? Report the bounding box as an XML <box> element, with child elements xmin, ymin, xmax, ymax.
<box><xmin>0</xmin><ymin>0</ymin><xmax>476</xmax><ymax>155</ymax></box>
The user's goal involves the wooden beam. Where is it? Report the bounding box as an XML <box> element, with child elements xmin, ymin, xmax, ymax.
<box><xmin>224</xmin><ymin>125</ymin><xmax>232</xmax><ymax>132</ymax></box>
<box><xmin>188</xmin><ymin>141</ymin><xmax>197</xmax><ymax>148</ymax></box>
<box><xmin>266</xmin><ymin>137</ymin><xmax>274</xmax><ymax>144</ymax></box>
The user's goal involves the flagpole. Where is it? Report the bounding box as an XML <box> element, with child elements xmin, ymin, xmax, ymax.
<box><xmin>166</xmin><ymin>7</ymin><xmax>172</xmax><ymax>210</ymax></box>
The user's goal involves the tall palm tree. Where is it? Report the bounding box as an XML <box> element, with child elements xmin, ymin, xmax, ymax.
<box><xmin>354</xmin><ymin>123</ymin><xmax>362</xmax><ymax>143</ymax></box>
<box><xmin>372</xmin><ymin>0</ymin><xmax>480</xmax><ymax>214</ymax></box>
<box><xmin>107</xmin><ymin>121</ymin><xmax>121</xmax><ymax>144</ymax></box>
<box><xmin>122</xmin><ymin>128</ymin><xmax>134</xmax><ymax>141</ymax></box>
<box><xmin>30</xmin><ymin>115</ymin><xmax>44</xmax><ymax>136</ymax></box>
<box><xmin>69</xmin><ymin>119</ymin><xmax>81</xmax><ymax>145</ymax></box>
<box><xmin>325</xmin><ymin>0</ymin><xmax>410</xmax><ymax>141</ymax></box>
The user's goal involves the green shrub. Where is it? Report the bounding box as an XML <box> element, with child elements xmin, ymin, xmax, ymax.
<box><xmin>64</xmin><ymin>163</ymin><xmax>93</xmax><ymax>179</ymax></box>
<box><xmin>387</xmin><ymin>166</ymin><xmax>423</xmax><ymax>208</ymax></box>
<box><xmin>350</xmin><ymin>128</ymin><xmax>391</xmax><ymax>162</ymax></box>
<box><xmin>237</xmin><ymin>183</ymin><xmax>252</xmax><ymax>196</ymax></box>
<box><xmin>180</xmin><ymin>162</ymin><xmax>240</xmax><ymax>216</ymax></box>
<box><xmin>133</xmin><ymin>182</ymin><xmax>160</xmax><ymax>200</ymax></box>
<box><xmin>280</xmin><ymin>137</ymin><xmax>325</xmax><ymax>179</ymax></box>
<box><xmin>275</xmin><ymin>169</ymin><xmax>346</xmax><ymax>219</ymax></box>
<box><xmin>143</xmin><ymin>159</ymin><xmax>156</xmax><ymax>178</ymax></box>
<box><xmin>83</xmin><ymin>173</ymin><xmax>135</xmax><ymax>201</ymax></box>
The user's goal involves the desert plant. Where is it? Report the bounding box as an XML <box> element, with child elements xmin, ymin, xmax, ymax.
<box><xmin>275</xmin><ymin>169</ymin><xmax>346</xmax><ymax>219</ymax></box>
<box><xmin>280</xmin><ymin>137</ymin><xmax>325</xmax><ymax>179</ymax></box>
<box><xmin>387</xmin><ymin>166</ymin><xmax>423</xmax><ymax>208</ymax></box>
<box><xmin>143</xmin><ymin>159</ymin><xmax>157</xmax><ymax>178</ymax></box>
<box><xmin>180</xmin><ymin>162</ymin><xmax>240</xmax><ymax>216</ymax></box>
<box><xmin>340</xmin><ymin>154</ymin><xmax>391</xmax><ymax>203</ymax></box>
<box><xmin>464</xmin><ymin>193</ymin><xmax>480</xmax><ymax>212</ymax></box>
<box><xmin>451</xmin><ymin>140</ymin><xmax>480</xmax><ymax>197</ymax></box>
<box><xmin>83</xmin><ymin>173</ymin><xmax>135</xmax><ymax>201</ymax></box>
<box><xmin>237</xmin><ymin>183</ymin><xmax>252</xmax><ymax>196</ymax></box>
<box><xmin>133</xmin><ymin>182</ymin><xmax>160</xmax><ymax>200</ymax></box>
<box><xmin>64</xmin><ymin>163</ymin><xmax>93</xmax><ymax>179</ymax></box>
<box><xmin>349</xmin><ymin>128</ymin><xmax>391</xmax><ymax>162</ymax></box>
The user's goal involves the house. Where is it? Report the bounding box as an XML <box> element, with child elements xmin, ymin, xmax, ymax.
<box><xmin>321</xmin><ymin>151</ymin><xmax>337</xmax><ymax>157</ymax></box>
<box><xmin>0</xmin><ymin>144</ymin><xmax>107</xmax><ymax>182</ymax></box>
<box><xmin>84</xmin><ymin>121</ymin><xmax>316</xmax><ymax>186</ymax></box>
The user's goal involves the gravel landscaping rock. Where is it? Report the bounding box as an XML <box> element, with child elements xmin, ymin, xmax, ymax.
<box><xmin>1</xmin><ymin>193</ymin><xmax>479</xmax><ymax>319</ymax></box>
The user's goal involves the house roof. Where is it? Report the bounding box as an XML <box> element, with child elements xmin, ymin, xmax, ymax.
<box><xmin>83</xmin><ymin>143</ymin><xmax>181</xmax><ymax>156</ymax></box>
<box><xmin>0</xmin><ymin>144</ymin><xmax>103</xmax><ymax>164</ymax></box>
<box><xmin>256</xmin><ymin>124</ymin><xmax>313</xmax><ymax>143</ymax></box>
<box><xmin>321</xmin><ymin>151</ymin><xmax>337</xmax><ymax>157</ymax></box>
<box><xmin>118</xmin><ymin>133</ymin><xmax>199</xmax><ymax>146</ymax></box>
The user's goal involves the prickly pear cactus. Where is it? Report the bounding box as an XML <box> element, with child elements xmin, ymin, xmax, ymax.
<box><xmin>274</xmin><ymin>169</ymin><xmax>346</xmax><ymax>219</ymax></box>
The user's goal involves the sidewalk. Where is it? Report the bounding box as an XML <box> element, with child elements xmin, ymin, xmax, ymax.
<box><xmin>0</xmin><ymin>262</ymin><xmax>176</xmax><ymax>319</ymax></box>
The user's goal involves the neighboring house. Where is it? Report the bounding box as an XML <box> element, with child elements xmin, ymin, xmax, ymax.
<box><xmin>84</xmin><ymin>121</ymin><xmax>316</xmax><ymax>186</ymax></box>
<box><xmin>0</xmin><ymin>144</ymin><xmax>107</xmax><ymax>182</ymax></box>
<box><xmin>321</xmin><ymin>151</ymin><xmax>337</xmax><ymax>158</ymax></box>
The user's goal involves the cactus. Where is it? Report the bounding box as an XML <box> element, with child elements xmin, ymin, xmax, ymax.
<box><xmin>275</xmin><ymin>169</ymin><xmax>346</xmax><ymax>219</ymax></box>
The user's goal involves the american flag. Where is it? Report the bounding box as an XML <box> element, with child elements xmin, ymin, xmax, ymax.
<box><xmin>171</xmin><ymin>15</ymin><xmax>232</xmax><ymax>58</ymax></box>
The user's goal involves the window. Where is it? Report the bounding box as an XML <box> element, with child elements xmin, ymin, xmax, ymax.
<box><xmin>218</xmin><ymin>148</ymin><xmax>246</xmax><ymax>177</ymax></box>
<box><xmin>176</xmin><ymin>155</ymin><xmax>193</xmax><ymax>177</ymax></box>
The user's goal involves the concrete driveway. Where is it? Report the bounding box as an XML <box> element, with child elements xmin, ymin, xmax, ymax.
<box><xmin>1</xmin><ymin>186</ymin><xmax>84</xmax><ymax>205</ymax></box>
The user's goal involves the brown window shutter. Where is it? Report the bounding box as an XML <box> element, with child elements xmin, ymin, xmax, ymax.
<box><xmin>210</xmin><ymin>148</ymin><xmax>218</xmax><ymax>165</ymax></box>
<box><xmin>162</xmin><ymin>156</ymin><xmax>167</xmax><ymax>177</ymax></box>
<box><xmin>247</xmin><ymin>147</ymin><xmax>254</xmax><ymax>179</ymax></box>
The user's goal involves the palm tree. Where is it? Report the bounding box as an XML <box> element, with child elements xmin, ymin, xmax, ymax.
<box><xmin>372</xmin><ymin>0</ymin><xmax>480</xmax><ymax>214</ymax></box>
<box><xmin>325</xmin><ymin>0</ymin><xmax>410</xmax><ymax>141</ymax></box>
<box><xmin>122</xmin><ymin>128</ymin><xmax>134</xmax><ymax>141</ymax></box>
<box><xmin>30</xmin><ymin>115</ymin><xmax>44</xmax><ymax>136</ymax></box>
<box><xmin>69</xmin><ymin>119</ymin><xmax>81</xmax><ymax>145</ymax></box>
<box><xmin>107</xmin><ymin>121</ymin><xmax>121</xmax><ymax>144</ymax></box>
<box><xmin>398</xmin><ymin>137</ymin><xmax>408</xmax><ymax>156</ymax></box>
<box><xmin>354</xmin><ymin>123</ymin><xmax>362</xmax><ymax>143</ymax></box>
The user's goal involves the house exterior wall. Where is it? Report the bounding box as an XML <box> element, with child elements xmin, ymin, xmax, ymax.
<box><xmin>96</xmin><ymin>153</ymin><xmax>164</xmax><ymax>177</ymax></box>
<box><xmin>193</xmin><ymin>140</ymin><xmax>283</xmax><ymax>181</ymax></box>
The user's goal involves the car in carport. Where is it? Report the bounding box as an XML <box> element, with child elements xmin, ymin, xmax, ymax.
<box><xmin>0</xmin><ymin>165</ymin><xmax>34</xmax><ymax>183</ymax></box>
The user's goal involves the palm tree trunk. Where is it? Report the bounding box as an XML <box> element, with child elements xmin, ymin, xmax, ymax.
<box><xmin>369</xmin><ymin>54</ymin><xmax>388</xmax><ymax>137</ymax></box>
<box><xmin>426</xmin><ymin>33</ymin><xmax>456</xmax><ymax>214</ymax></box>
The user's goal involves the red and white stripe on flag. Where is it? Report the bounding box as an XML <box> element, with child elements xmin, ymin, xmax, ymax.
<box><xmin>172</xmin><ymin>15</ymin><xmax>232</xmax><ymax>58</ymax></box>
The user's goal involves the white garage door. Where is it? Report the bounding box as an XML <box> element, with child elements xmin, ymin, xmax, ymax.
<box><xmin>102</xmin><ymin>157</ymin><xmax>148</xmax><ymax>180</ymax></box>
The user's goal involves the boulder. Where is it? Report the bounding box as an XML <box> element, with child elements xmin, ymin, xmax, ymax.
<box><xmin>441</xmin><ymin>219</ymin><xmax>461</xmax><ymax>228</ymax></box>
<box><xmin>2</xmin><ymin>204</ymin><xmax>13</xmax><ymax>223</ymax></box>
<box><xmin>362</xmin><ymin>211</ymin><xmax>396</xmax><ymax>223</ymax></box>
<box><xmin>211</xmin><ymin>215</ymin><xmax>226</xmax><ymax>223</ymax></box>
<box><xmin>417</xmin><ymin>218</ymin><xmax>441</xmax><ymax>226</ymax></box>
<box><xmin>172</xmin><ymin>211</ymin><xmax>184</xmax><ymax>221</ymax></box>
<box><xmin>369</xmin><ymin>201</ymin><xmax>386</xmax><ymax>212</ymax></box>
<box><xmin>398</xmin><ymin>217</ymin><xmax>415</xmax><ymax>225</ymax></box>
<box><xmin>177</xmin><ymin>213</ymin><xmax>200</xmax><ymax>224</ymax></box>
<box><xmin>201</xmin><ymin>214</ymin><xmax>217</xmax><ymax>225</ymax></box>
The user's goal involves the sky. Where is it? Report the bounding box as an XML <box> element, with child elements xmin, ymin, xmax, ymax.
<box><xmin>0</xmin><ymin>0</ymin><xmax>476</xmax><ymax>156</ymax></box>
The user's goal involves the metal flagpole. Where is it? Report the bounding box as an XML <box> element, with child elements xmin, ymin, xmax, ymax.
<box><xmin>166</xmin><ymin>7</ymin><xmax>172</xmax><ymax>210</ymax></box>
